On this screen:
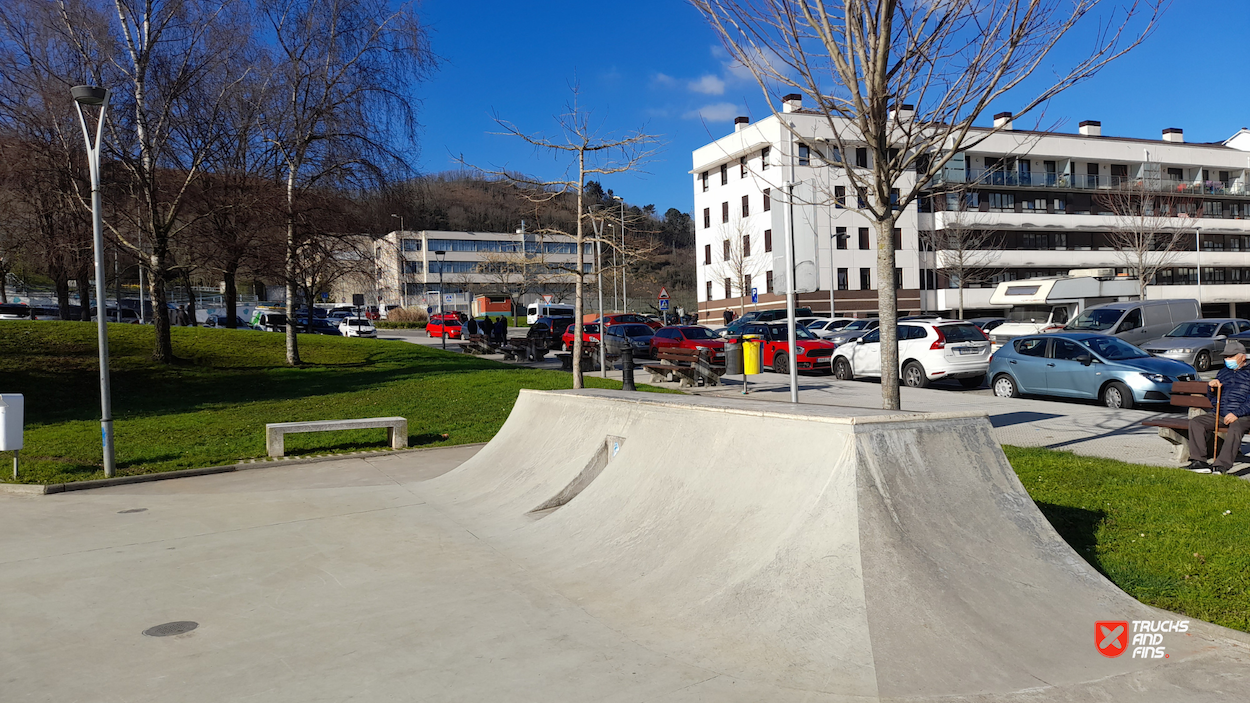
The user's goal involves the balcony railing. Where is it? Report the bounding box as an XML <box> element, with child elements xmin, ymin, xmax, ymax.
<box><xmin>933</xmin><ymin>168</ymin><xmax>1250</xmax><ymax>197</ymax></box>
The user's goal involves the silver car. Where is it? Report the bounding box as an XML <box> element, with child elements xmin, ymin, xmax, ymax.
<box><xmin>1142</xmin><ymin>318</ymin><xmax>1250</xmax><ymax>372</ymax></box>
<box><xmin>826</xmin><ymin>318</ymin><xmax>880</xmax><ymax>346</ymax></box>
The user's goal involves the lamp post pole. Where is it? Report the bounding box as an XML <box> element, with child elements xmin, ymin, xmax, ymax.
<box><xmin>613</xmin><ymin>196</ymin><xmax>626</xmax><ymax>312</ymax></box>
<box><xmin>72</xmin><ymin>85</ymin><xmax>115</xmax><ymax>478</ymax></box>
<box><xmin>591</xmin><ymin>215</ymin><xmax>607</xmax><ymax>377</ymax></box>
<box><xmin>435</xmin><ymin>250</ymin><xmax>446</xmax><ymax>350</ymax></box>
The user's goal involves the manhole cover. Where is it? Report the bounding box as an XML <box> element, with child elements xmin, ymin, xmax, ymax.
<box><xmin>143</xmin><ymin>621</ymin><xmax>198</xmax><ymax>637</ymax></box>
<box><xmin>118</xmin><ymin>508</ymin><xmax>147</xmax><ymax>514</ymax></box>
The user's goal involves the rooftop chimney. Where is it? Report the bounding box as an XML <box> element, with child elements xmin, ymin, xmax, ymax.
<box><xmin>993</xmin><ymin>111</ymin><xmax>1013</xmax><ymax>130</ymax></box>
<box><xmin>781</xmin><ymin>93</ymin><xmax>802</xmax><ymax>113</ymax></box>
<box><xmin>1079</xmin><ymin>120</ymin><xmax>1102</xmax><ymax>137</ymax></box>
<box><xmin>890</xmin><ymin>103</ymin><xmax>915</xmax><ymax>121</ymax></box>
<box><xmin>734</xmin><ymin>116</ymin><xmax>750</xmax><ymax>132</ymax></box>
<box><xmin>1163</xmin><ymin>127</ymin><xmax>1184</xmax><ymax>143</ymax></box>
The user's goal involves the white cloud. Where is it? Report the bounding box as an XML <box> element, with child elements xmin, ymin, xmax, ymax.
<box><xmin>684</xmin><ymin>102</ymin><xmax>740</xmax><ymax>122</ymax></box>
<box><xmin>688</xmin><ymin>74</ymin><xmax>726</xmax><ymax>95</ymax></box>
<box><xmin>651</xmin><ymin>73</ymin><xmax>678</xmax><ymax>88</ymax></box>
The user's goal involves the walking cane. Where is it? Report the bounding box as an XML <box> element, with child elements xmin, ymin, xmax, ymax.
<box><xmin>1213</xmin><ymin>384</ymin><xmax>1223</xmax><ymax>463</ymax></box>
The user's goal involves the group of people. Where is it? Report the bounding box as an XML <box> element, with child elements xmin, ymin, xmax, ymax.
<box><xmin>466</xmin><ymin>316</ymin><xmax>507</xmax><ymax>343</ymax></box>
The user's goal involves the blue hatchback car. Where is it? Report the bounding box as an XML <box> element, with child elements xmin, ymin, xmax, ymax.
<box><xmin>988</xmin><ymin>333</ymin><xmax>1197</xmax><ymax>409</ymax></box>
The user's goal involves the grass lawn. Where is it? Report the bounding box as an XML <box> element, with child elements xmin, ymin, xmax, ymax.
<box><xmin>1006</xmin><ymin>446</ymin><xmax>1250</xmax><ymax>633</ymax></box>
<box><xmin>0</xmin><ymin>321</ymin><xmax>671</xmax><ymax>484</ymax></box>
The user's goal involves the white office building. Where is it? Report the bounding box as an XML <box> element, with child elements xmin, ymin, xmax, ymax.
<box><xmin>692</xmin><ymin>94</ymin><xmax>1250</xmax><ymax>322</ymax></box>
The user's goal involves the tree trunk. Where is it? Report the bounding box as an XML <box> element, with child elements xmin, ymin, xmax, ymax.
<box><xmin>285</xmin><ymin>215</ymin><xmax>301</xmax><ymax>366</ymax></box>
<box><xmin>184</xmin><ymin>274</ymin><xmax>198</xmax><ymax>326</ymax></box>
<box><xmin>876</xmin><ymin>216</ymin><xmax>900</xmax><ymax>410</ymax></box>
<box><xmin>149</xmin><ymin>250</ymin><xmax>175</xmax><ymax>362</ymax></box>
<box><xmin>224</xmin><ymin>265</ymin><xmax>238</xmax><ymax>329</ymax></box>
<box><xmin>54</xmin><ymin>275</ymin><xmax>71</xmax><ymax>319</ymax></box>
<box><xmin>571</xmin><ymin>152</ymin><xmax>586</xmax><ymax>389</ymax></box>
<box><xmin>958</xmin><ymin>281</ymin><xmax>965</xmax><ymax>320</ymax></box>
<box><xmin>0</xmin><ymin>270</ymin><xmax>7</xmax><ymax>303</ymax></box>
<box><xmin>76</xmin><ymin>268</ymin><xmax>91</xmax><ymax>321</ymax></box>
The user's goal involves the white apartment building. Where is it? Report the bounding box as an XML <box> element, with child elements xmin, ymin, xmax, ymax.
<box><xmin>692</xmin><ymin>94</ymin><xmax>1250</xmax><ymax>322</ymax></box>
<box><xmin>367</xmin><ymin>229</ymin><xmax>591</xmax><ymax>314</ymax></box>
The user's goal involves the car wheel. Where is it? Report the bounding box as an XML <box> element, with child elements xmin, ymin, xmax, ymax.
<box><xmin>833</xmin><ymin>357</ymin><xmax>854</xmax><ymax>381</ymax></box>
<box><xmin>772</xmin><ymin>352</ymin><xmax>789</xmax><ymax>374</ymax></box>
<box><xmin>958</xmin><ymin>374</ymin><xmax>986</xmax><ymax>389</ymax></box>
<box><xmin>902</xmin><ymin>361</ymin><xmax>929</xmax><ymax>388</ymax></box>
<box><xmin>992</xmin><ymin>374</ymin><xmax>1020</xmax><ymax>398</ymax></box>
<box><xmin>1101</xmin><ymin>381</ymin><xmax>1134</xmax><ymax>410</ymax></box>
<box><xmin>1195</xmin><ymin>350</ymin><xmax>1211</xmax><ymax>373</ymax></box>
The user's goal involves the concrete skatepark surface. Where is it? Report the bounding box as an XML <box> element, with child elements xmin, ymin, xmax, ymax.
<box><xmin>2</xmin><ymin>390</ymin><xmax>1249</xmax><ymax>701</ymax></box>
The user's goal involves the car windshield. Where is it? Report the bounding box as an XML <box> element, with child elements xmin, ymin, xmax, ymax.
<box><xmin>1066</xmin><ymin>308</ymin><xmax>1122</xmax><ymax>331</ymax></box>
<box><xmin>346</xmin><ymin>319</ymin><xmax>370</xmax><ymax>327</ymax></box>
<box><xmin>1005</xmin><ymin>306</ymin><xmax>1057</xmax><ymax>323</ymax></box>
<box><xmin>682</xmin><ymin>327</ymin><xmax>717</xmax><ymax>340</ymax></box>
<box><xmin>769</xmin><ymin>324</ymin><xmax>818</xmax><ymax>340</ymax></box>
<box><xmin>938</xmin><ymin>324</ymin><xmax>987</xmax><ymax>343</ymax></box>
<box><xmin>617</xmin><ymin>324</ymin><xmax>653</xmax><ymax>337</ymax></box>
<box><xmin>1166</xmin><ymin>322</ymin><xmax>1218</xmax><ymax>338</ymax></box>
<box><xmin>844</xmin><ymin>319</ymin><xmax>872</xmax><ymax>331</ymax></box>
<box><xmin>1079</xmin><ymin>336</ymin><xmax>1149</xmax><ymax>360</ymax></box>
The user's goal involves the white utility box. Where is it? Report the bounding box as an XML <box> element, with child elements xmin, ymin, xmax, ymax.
<box><xmin>0</xmin><ymin>394</ymin><xmax>24</xmax><ymax>451</ymax></box>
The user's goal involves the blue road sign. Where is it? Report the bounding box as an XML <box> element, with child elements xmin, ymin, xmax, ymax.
<box><xmin>751</xmin><ymin>287</ymin><xmax>759</xmax><ymax>303</ymax></box>
<box><xmin>659</xmin><ymin>299</ymin><xmax>669</xmax><ymax>310</ymax></box>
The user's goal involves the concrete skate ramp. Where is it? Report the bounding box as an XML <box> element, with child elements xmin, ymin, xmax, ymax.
<box><xmin>419</xmin><ymin>389</ymin><xmax>1250</xmax><ymax>701</ymax></box>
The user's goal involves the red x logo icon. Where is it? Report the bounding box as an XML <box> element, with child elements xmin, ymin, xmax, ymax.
<box><xmin>1096</xmin><ymin>621</ymin><xmax>1129</xmax><ymax>658</ymax></box>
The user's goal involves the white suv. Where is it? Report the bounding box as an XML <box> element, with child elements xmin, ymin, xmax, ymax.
<box><xmin>831</xmin><ymin>321</ymin><xmax>991</xmax><ymax>388</ymax></box>
<box><xmin>338</xmin><ymin>316</ymin><xmax>377</xmax><ymax>338</ymax></box>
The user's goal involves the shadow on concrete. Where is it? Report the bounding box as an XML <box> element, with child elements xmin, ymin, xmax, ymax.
<box><xmin>989</xmin><ymin>412</ymin><xmax>1063</xmax><ymax>428</ymax></box>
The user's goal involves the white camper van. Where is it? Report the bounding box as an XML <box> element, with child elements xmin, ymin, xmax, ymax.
<box><xmin>526</xmin><ymin>302</ymin><xmax>574</xmax><ymax>324</ymax></box>
<box><xmin>986</xmin><ymin>274</ymin><xmax>1140</xmax><ymax>349</ymax></box>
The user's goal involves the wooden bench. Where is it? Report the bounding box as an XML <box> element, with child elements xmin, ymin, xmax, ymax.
<box><xmin>1141</xmin><ymin>381</ymin><xmax>1214</xmax><ymax>464</ymax></box>
<box><xmin>501</xmin><ymin>337</ymin><xmax>550</xmax><ymax>362</ymax></box>
<box><xmin>643</xmin><ymin>348</ymin><xmax>723</xmax><ymax>388</ymax></box>
<box><xmin>457</xmin><ymin>333</ymin><xmax>497</xmax><ymax>355</ymax></box>
<box><xmin>265</xmin><ymin>417</ymin><xmax>408</xmax><ymax>458</ymax></box>
<box><xmin>557</xmin><ymin>344</ymin><xmax>602</xmax><ymax>372</ymax></box>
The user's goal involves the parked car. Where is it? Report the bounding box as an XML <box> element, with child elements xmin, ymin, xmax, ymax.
<box><xmin>826</xmin><ymin>318</ymin><xmax>880</xmax><ymax>346</ymax></box>
<box><xmin>967</xmin><ymin>317</ymin><xmax>1008</xmax><ymax>333</ymax></box>
<box><xmin>601</xmin><ymin>323</ymin><xmax>657</xmax><ymax>357</ymax></box>
<box><xmin>1062</xmin><ymin>299</ymin><xmax>1199</xmax><ymax>347</ymax></box>
<box><xmin>427</xmin><ymin>313</ymin><xmax>463</xmax><ymax>339</ymax></box>
<box><xmin>598</xmin><ymin>313</ymin><xmax>662</xmax><ymax>331</ymax></box>
<box><xmin>327</xmin><ymin>309</ymin><xmax>354</xmax><ymax>322</ymax></box>
<box><xmin>204</xmin><ymin>314</ymin><xmax>255</xmax><ymax>330</ymax></box>
<box><xmin>832</xmin><ymin>321</ymin><xmax>991</xmax><ymax>388</ymax></box>
<box><xmin>297</xmin><ymin>318</ymin><xmax>343</xmax><ymax>336</ymax></box>
<box><xmin>753</xmin><ymin>307</ymin><xmax>813</xmax><ymax>323</ymax></box>
<box><xmin>561</xmin><ymin>323</ymin><xmax>601</xmax><ymax>351</ymax></box>
<box><xmin>734</xmin><ymin>322</ymin><xmax>837</xmax><ymax>373</ymax></box>
<box><xmin>251</xmin><ymin>310</ymin><xmax>287</xmax><ymax>332</ymax></box>
<box><xmin>650</xmin><ymin>325</ymin><xmax>726</xmax><ymax>364</ymax></box>
<box><xmin>527</xmin><ymin>316</ymin><xmax>576</xmax><ymax>350</ymax></box>
<box><xmin>90</xmin><ymin>307</ymin><xmax>141</xmax><ymax>324</ymax></box>
<box><xmin>1142</xmin><ymin>318</ymin><xmax>1250</xmax><ymax>372</ymax></box>
<box><xmin>338</xmin><ymin>317</ymin><xmax>377</xmax><ymax>338</ymax></box>
<box><xmin>805</xmin><ymin>318</ymin><xmax>855</xmax><ymax>337</ymax></box>
<box><xmin>0</xmin><ymin>303</ymin><xmax>35</xmax><ymax>320</ymax></box>
<box><xmin>988</xmin><ymin>333</ymin><xmax>1197</xmax><ymax>409</ymax></box>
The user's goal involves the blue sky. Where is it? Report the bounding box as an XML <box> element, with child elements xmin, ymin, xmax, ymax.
<box><xmin>413</xmin><ymin>1</ymin><xmax>1250</xmax><ymax>217</ymax></box>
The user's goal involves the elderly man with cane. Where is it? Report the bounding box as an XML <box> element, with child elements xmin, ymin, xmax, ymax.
<box><xmin>1186</xmin><ymin>339</ymin><xmax>1250</xmax><ymax>474</ymax></box>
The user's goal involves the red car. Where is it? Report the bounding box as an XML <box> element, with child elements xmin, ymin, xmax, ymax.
<box><xmin>734</xmin><ymin>322</ymin><xmax>837</xmax><ymax>373</ymax></box>
<box><xmin>561</xmin><ymin>323</ymin><xmax>601</xmax><ymax>351</ymax></box>
<box><xmin>598</xmin><ymin>313</ymin><xmax>662</xmax><ymax>331</ymax></box>
<box><xmin>427</xmin><ymin>313</ymin><xmax>463</xmax><ymax>339</ymax></box>
<box><xmin>649</xmin><ymin>326</ymin><xmax>726</xmax><ymax>364</ymax></box>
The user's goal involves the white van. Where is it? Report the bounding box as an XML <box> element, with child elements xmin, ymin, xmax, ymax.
<box><xmin>1063</xmin><ymin>299</ymin><xmax>1200</xmax><ymax>347</ymax></box>
<box><xmin>526</xmin><ymin>302</ymin><xmax>574</xmax><ymax>324</ymax></box>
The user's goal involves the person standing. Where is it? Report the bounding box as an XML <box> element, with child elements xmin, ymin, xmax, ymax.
<box><xmin>723</xmin><ymin>309</ymin><xmax>733</xmax><ymax>326</ymax></box>
<box><xmin>494</xmin><ymin>316</ymin><xmax>507</xmax><ymax>344</ymax></box>
<box><xmin>467</xmin><ymin>317</ymin><xmax>478</xmax><ymax>336</ymax></box>
<box><xmin>1186</xmin><ymin>340</ymin><xmax>1250</xmax><ymax>474</ymax></box>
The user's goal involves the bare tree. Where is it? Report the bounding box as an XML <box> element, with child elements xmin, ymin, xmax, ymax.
<box><xmin>471</xmin><ymin>91</ymin><xmax>658</xmax><ymax>388</ymax></box>
<box><xmin>259</xmin><ymin>0</ymin><xmax>434</xmax><ymax>365</ymax></box>
<box><xmin>709</xmin><ymin>216</ymin><xmax>766</xmax><ymax>316</ymax></box>
<box><xmin>694</xmin><ymin>0</ymin><xmax>1161</xmax><ymax>409</ymax></box>
<box><xmin>919</xmin><ymin>200</ymin><xmax>1002</xmax><ymax>319</ymax></box>
<box><xmin>1096</xmin><ymin>184</ymin><xmax>1188</xmax><ymax>298</ymax></box>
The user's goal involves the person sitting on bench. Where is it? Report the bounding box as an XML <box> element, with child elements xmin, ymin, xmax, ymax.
<box><xmin>1187</xmin><ymin>340</ymin><xmax>1250</xmax><ymax>474</ymax></box>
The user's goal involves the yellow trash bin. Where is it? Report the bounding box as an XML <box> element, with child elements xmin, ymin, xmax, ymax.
<box><xmin>742</xmin><ymin>334</ymin><xmax>762</xmax><ymax>375</ymax></box>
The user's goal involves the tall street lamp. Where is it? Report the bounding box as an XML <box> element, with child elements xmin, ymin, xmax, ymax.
<box><xmin>72</xmin><ymin>85</ymin><xmax>116</xmax><ymax>478</ymax></box>
<box><xmin>613</xmin><ymin>195</ymin><xmax>626</xmax><ymax>312</ymax></box>
<box><xmin>435</xmin><ymin>250</ymin><xmax>446</xmax><ymax>350</ymax></box>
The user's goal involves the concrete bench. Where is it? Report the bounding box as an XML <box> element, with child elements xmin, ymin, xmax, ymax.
<box><xmin>265</xmin><ymin>417</ymin><xmax>408</xmax><ymax>458</ymax></box>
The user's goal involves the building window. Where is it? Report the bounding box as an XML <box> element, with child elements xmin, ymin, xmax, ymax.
<box><xmin>744</xmin><ymin>273</ymin><xmax>752</xmax><ymax>294</ymax></box>
<box><xmin>703</xmin><ymin>208</ymin><xmax>710</xmax><ymax>228</ymax></box>
<box><xmin>763</xmin><ymin>188</ymin><xmax>770</xmax><ymax>211</ymax></box>
<box><xmin>706</xmin><ymin>280</ymin><xmax>713</xmax><ymax>300</ymax></box>
<box><xmin>766</xmin><ymin>270</ymin><xmax>774</xmax><ymax>293</ymax></box>
<box><xmin>859</xmin><ymin>267</ymin><xmax>871</xmax><ymax>290</ymax></box>
<box><xmin>722</xmin><ymin>201</ymin><xmax>729</xmax><ymax>223</ymax></box>
<box><xmin>764</xmin><ymin>229</ymin><xmax>772</xmax><ymax>252</ymax></box>
<box><xmin>837</xmin><ymin>268</ymin><xmax>848</xmax><ymax>290</ymax></box>
<box><xmin>859</xmin><ymin>227</ymin><xmax>870</xmax><ymax>250</ymax></box>
<box><xmin>740</xmin><ymin>157</ymin><xmax>747</xmax><ymax>178</ymax></box>
<box><xmin>741</xmin><ymin>195</ymin><xmax>749</xmax><ymax>217</ymax></box>
<box><xmin>834</xmin><ymin>186</ymin><xmax>845</xmax><ymax>208</ymax></box>
<box><xmin>720</xmin><ymin>164</ymin><xmax>728</xmax><ymax>185</ymax></box>
<box><xmin>856</xmin><ymin>148</ymin><xmax>868</xmax><ymax>168</ymax></box>
<box><xmin>761</xmin><ymin>146</ymin><xmax>770</xmax><ymax>170</ymax></box>
<box><xmin>402</xmin><ymin>239</ymin><xmax>421</xmax><ymax>252</ymax></box>
<box><xmin>723</xmin><ymin>239</ymin><xmax>731</xmax><ymax>260</ymax></box>
<box><xmin>836</xmin><ymin>226</ymin><xmax>847</xmax><ymax>249</ymax></box>
<box><xmin>890</xmin><ymin>188</ymin><xmax>900</xmax><ymax>209</ymax></box>
<box><xmin>701</xmin><ymin>171</ymin><xmax>708</xmax><ymax>192</ymax></box>
<box><xmin>704</xmin><ymin>244</ymin><xmax>711</xmax><ymax>264</ymax></box>
<box><xmin>403</xmin><ymin>261</ymin><xmax>422</xmax><ymax>274</ymax></box>
<box><xmin>895</xmin><ymin>268</ymin><xmax>903</xmax><ymax>289</ymax></box>
<box><xmin>724</xmin><ymin>277</ymin><xmax>732</xmax><ymax>298</ymax></box>
<box><xmin>894</xmin><ymin>228</ymin><xmax>902</xmax><ymax>249</ymax></box>
<box><xmin>743</xmin><ymin>234</ymin><xmax>751</xmax><ymax>257</ymax></box>
<box><xmin>798</xmin><ymin>143</ymin><xmax>810</xmax><ymax>166</ymax></box>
